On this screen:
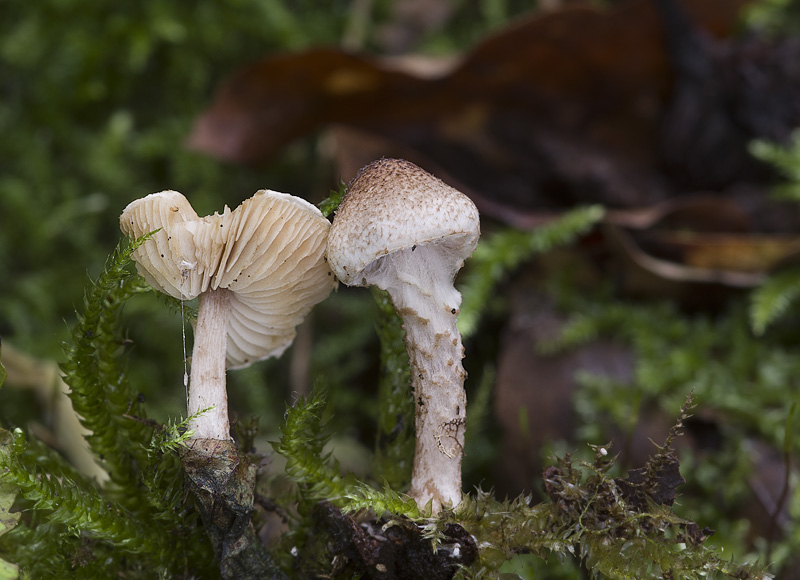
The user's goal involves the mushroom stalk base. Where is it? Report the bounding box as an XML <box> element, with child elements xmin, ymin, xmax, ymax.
<box><xmin>181</xmin><ymin>439</ymin><xmax>288</xmax><ymax>580</ymax></box>
<box><xmin>377</xmin><ymin>247</ymin><xmax>467</xmax><ymax>514</ymax></box>
<box><xmin>189</xmin><ymin>288</ymin><xmax>232</xmax><ymax>440</ymax></box>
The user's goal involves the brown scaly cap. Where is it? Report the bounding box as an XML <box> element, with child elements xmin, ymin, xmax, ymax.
<box><xmin>326</xmin><ymin>158</ymin><xmax>479</xmax><ymax>286</ymax></box>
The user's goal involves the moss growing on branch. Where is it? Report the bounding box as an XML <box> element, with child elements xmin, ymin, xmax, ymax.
<box><xmin>451</xmin><ymin>399</ymin><xmax>770</xmax><ymax>579</ymax></box>
<box><xmin>271</xmin><ymin>378</ymin><xmax>768</xmax><ymax>579</ymax></box>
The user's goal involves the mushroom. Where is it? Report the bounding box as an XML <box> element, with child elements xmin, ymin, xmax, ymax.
<box><xmin>120</xmin><ymin>190</ymin><xmax>336</xmax><ymax>441</ymax></box>
<box><xmin>326</xmin><ymin>158</ymin><xmax>480</xmax><ymax>513</ymax></box>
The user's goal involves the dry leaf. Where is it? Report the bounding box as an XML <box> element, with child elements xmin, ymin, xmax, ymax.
<box><xmin>189</xmin><ymin>0</ymin><xmax>758</xmax><ymax>214</ymax></box>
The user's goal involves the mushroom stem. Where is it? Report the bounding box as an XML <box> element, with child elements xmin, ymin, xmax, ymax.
<box><xmin>373</xmin><ymin>244</ymin><xmax>467</xmax><ymax>513</ymax></box>
<box><xmin>188</xmin><ymin>287</ymin><xmax>232</xmax><ymax>441</ymax></box>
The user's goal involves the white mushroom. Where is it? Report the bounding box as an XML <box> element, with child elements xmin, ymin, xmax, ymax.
<box><xmin>120</xmin><ymin>190</ymin><xmax>336</xmax><ymax>441</ymax></box>
<box><xmin>326</xmin><ymin>158</ymin><xmax>480</xmax><ymax>513</ymax></box>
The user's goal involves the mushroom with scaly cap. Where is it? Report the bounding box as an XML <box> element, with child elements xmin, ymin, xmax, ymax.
<box><xmin>120</xmin><ymin>189</ymin><xmax>336</xmax><ymax>441</ymax></box>
<box><xmin>326</xmin><ymin>158</ymin><xmax>480</xmax><ymax>514</ymax></box>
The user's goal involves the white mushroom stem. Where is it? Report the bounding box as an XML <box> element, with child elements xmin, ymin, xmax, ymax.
<box><xmin>366</xmin><ymin>243</ymin><xmax>467</xmax><ymax>513</ymax></box>
<box><xmin>188</xmin><ymin>287</ymin><xmax>232</xmax><ymax>441</ymax></box>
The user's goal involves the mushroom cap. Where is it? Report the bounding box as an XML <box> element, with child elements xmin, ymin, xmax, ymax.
<box><xmin>120</xmin><ymin>189</ymin><xmax>336</xmax><ymax>368</ymax></box>
<box><xmin>326</xmin><ymin>158</ymin><xmax>480</xmax><ymax>286</ymax></box>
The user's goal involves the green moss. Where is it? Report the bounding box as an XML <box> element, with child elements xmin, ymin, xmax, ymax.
<box><xmin>750</xmin><ymin>266</ymin><xmax>800</xmax><ymax>335</ymax></box>
<box><xmin>458</xmin><ymin>205</ymin><xmax>604</xmax><ymax>338</ymax></box>
<box><xmin>0</xmin><ymin>238</ymin><xmax>217</xmax><ymax>578</ymax></box>
<box><xmin>318</xmin><ymin>182</ymin><xmax>347</xmax><ymax>219</ymax></box>
<box><xmin>372</xmin><ymin>288</ymin><xmax>415</xmax><ymax>490</ymax></box>
<box><xmin>60</xmin><ymin>235</ymin><xmax>153</xmax><ymax>496</ymax></box>
<box><xmin>273</xmin><ymin>384</ymin><xmax>355</xmax><ymax>504</ymax></box>
<box><xmin>452</xmin><ymin>404</ymin><xmax>770</xmax><ymax>580</ymax></box>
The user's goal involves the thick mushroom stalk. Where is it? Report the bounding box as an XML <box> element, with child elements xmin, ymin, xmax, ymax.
<box><xmin>327</xmin><ymin>158</ymin><xmax>480</xmax><ymax>513</ymax></box>
<box><xmin>369</xmin><ymin>244</ymin><xmax>469</xmax><ymax>509</ymax></box>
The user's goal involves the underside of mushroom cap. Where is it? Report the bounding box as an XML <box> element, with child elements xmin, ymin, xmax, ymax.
<box><xmin>326</xmin><ymin>158</ymin><xmax>480</xmax><ymax>286</ymax></box>
<box><xmin>218</xmin><ymin>191</ymin><xmax>335</xmax><ymax>368</ymax></box>
<box><xmin>120</xmin><ymin>189</ymin><xmax>336</xmax><ymax>368</ymax></box>
<box><xmin>120</xmin><ymin>190</ymin><xmax>202</xmax><ymax>299</ymax></box>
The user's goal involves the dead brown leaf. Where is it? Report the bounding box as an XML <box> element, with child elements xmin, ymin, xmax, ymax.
<box><xmin>189</xmin><ymin>0</ymin><xmax>756</xmax><ymax>214</ymax></box>
<box><xmin>188</xmin><ymin>0</ymin><xmax>800</xmax><ymax>294</ymax></box>
<box><xmin>604</xmin><ymin>196</ymin><xmax>800</xmax><ymax>288</ymax></box>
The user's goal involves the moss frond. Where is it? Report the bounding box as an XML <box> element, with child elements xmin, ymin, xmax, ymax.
<box><xmin>538</xmin><ymin>294</ymin><xmax>677</xmax><ymax>355</ymax></box>
<box><xmin>458</xmin><ymin>205</ymin><xmax>604</xmax><ymax>338</ymax></box>
<box><xmin>11</xmin><ymin>428</ymin><xmax>97</xmax><ymax>497</ymax></box>
<box><xmin>1</xmin><ymin>421</ymin><xmax>213</xmax><ymax>576</ymax></box>
<box><xmin>149</xmin><ymin>407</ymin><xmax>211</xmax><ymax>455</ymax></box>
<box><xmin>342</xmin><ymin>482</ymin><xmax>420</xmax><ymax>518</ymax></box>
<box><xmin>750</xmin><ymin>131</ymin><xmax>800</xmax><ymax>201</ymax></box>
<box><xmin>153</xmin><ymin>290</ymin><xmax>197</xmax><ymax>323</ymax></box>
<box><xmin>273</xmin><ymin>385</ymin><xmax>352</xmax><ymax>502</ymax></box>
<box><xmin>274</xmin><ymin>384</ymin><xmax>421</xmax><ymax>521</ymax></box>
<box><xmin>318</xmin><ymin>181</ymin><xmax>346</xmax><ymax>219</ymax></box>
<box><xmin>455</xmin><ymin>445</ymin><xmax>770</xmax><ymax>580</ymax></box>
<box><xmin>543</xmin><ymin>293</ymin><xmax>800</xmax><ymax>451</ymax></box>
<box><xmin>1</xmin><ymin>423</ymin><xmax>212</xmax><ymax>578</ymax></box>
<box><xmin>750</xmin><ymin>266</ymin><xmax>800</xmax><ymax>334</ymax></box>
<box><xmin>1</xmin><ymin>237</ymin><xmax>217</xmax><ymax>578</ymax></box>
<box><xmin>0</xmin><ymin>429</ymin><xmax>162</xmax><ymax>554</ymax></box>
<box><xmin>0</xmin><ymin>429</ymin><xmax>20</xmax><ymax>580</ymax></box>
<box><xmin>60</xmin><ymin>235</ymin><xmax>154</xmax><ymax>496</ymax></box>
<box><xmin>372</xmin><ymin>287</ymin><xmax>414</xmax><ymax>490</ymax></box>
<box><xmin>445</xmin><ymin>401</ymin><xmax>771</xmax><ymax>579</ymax></box>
